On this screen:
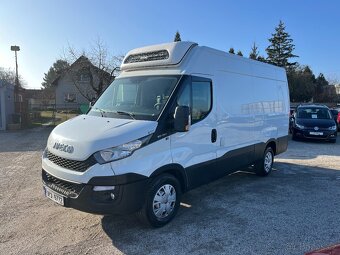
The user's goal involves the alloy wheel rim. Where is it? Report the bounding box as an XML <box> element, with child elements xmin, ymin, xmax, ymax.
<box><xmin>264</xmin><ymin>151</ymin><xmax>273</xmax><ymax>172</ymax></box>
<box><xmin>152</xmin><ymin>184</ymin><xmax>176</xmax><ymax>219</ymax></box>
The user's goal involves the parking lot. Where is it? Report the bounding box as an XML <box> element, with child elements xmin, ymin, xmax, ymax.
<box><xmin>0</xmin><ymin>127</ymin><xmax>340</xmax><ymax>255</ymax></box>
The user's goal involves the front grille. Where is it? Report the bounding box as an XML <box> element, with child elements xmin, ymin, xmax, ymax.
<box><xmin>46</xmin><ymin>149</ymin><xmax>97</xmax><ymax>172</ymax></box>
<box><xmin>42</xmin><ymin>170</ymin><xmax>84</xmax><ymax>197</ymax></box>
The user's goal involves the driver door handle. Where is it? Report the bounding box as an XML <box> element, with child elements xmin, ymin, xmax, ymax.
<box><xmin>211</xmin><ymin>129</ymin><xmax>217</xmax><ymax>143</ymax></box>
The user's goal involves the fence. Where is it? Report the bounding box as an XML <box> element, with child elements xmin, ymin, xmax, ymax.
<box><xmin>26</xmin><ymin>103</ymin><xmax>89</xmax><ymax>127</ymax></box>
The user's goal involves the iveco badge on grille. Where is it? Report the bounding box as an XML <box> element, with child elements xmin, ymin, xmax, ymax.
<box><xmin>53</xmin><ymin>142</ymin><xmax>74</xmax><ymax>153</ymax></box>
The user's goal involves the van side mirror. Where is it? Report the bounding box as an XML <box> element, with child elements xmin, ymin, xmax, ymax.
<box><xmin>174</xmin><ymin>106</ymin><xmax>191</xmax><ymax>132</ymax></box>
<box><xmin>89</xmin><ymin>100</ymin><xmax>95</xmax><ymax>108</ymax></box>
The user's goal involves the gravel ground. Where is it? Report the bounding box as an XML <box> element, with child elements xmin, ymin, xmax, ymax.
<box><xmin>0</xmin><ymin>127</ymin><xmax>340</xmax><ymax>255</ymax></box>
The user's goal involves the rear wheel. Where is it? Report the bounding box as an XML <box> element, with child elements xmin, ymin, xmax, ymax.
<box><xmin>292</xmin><ymin>130</ymin><xmax>297</xmax><ymax>141</ymax></box>
<box><xmin>255</xmin><ymin>147</ymin><xmax>274</xmax><ymax>176</ymax></box>
<box><xmin>137</xmin><ymin>174</ymin><xmax>181</xmax><ymax>227</ymax></box>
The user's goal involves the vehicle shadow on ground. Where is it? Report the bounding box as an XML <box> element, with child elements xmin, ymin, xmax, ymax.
<box><xmin>277</xmin><ymin>135</ymin><xmax>340</xmax><ymax>160</ymax></box>
<box><xmin>100</xmin><ymin>162</ymin><xmax>340</xmax><ymax>255</ymax></box>
<box><xmin>0</xmin><ymin>127</ymin><xmax>52</xmax><ymax>152</ymax></box>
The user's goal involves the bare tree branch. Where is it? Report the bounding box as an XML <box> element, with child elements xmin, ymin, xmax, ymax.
<box><xmin>62</xmin><ymin>38</ymin><xmax>123</xmax><ymax>101</ymax></box>
<box><xmin>0</xmin><ymin>67</ymin><xmax>26</xmax><ymax>87</ymax></box>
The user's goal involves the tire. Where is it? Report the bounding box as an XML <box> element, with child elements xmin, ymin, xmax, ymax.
<box><xmin>254</xmin><ymin>147</ymin><xmax>274</xmax><ymax>176</ymax></box>
<box><xmin>137</xmin><ymin>174</ymin><xmax>181</xmax><ymax>227</ymax></box>
<box><xmin>292</xmin><ymin>130</ymin><xmax>297</xmax><ymax>141</ymax></box>
<box><xmin>330</xmin><ymin>139</ymin><xmax>337</xmax><ymax>143</ymax></box>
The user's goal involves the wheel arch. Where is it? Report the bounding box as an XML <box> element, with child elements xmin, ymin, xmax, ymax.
<box><xmin>266</xmin><ymin>140</ymin><xmax>277</xmax><ymax>155</ymax></box>
<box><xmin>150</xmin><ymin>164</ymin><xmax>188</xmax><ymax>193</ymax></box>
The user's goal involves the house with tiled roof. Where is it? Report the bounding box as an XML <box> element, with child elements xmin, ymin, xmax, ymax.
<box><xmin>51</xmin><ymin>56</ymin><xmax>113</xmax><ymax>109</ymax></box>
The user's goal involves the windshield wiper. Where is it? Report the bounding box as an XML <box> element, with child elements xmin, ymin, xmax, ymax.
<box><xmin>116</xmin><ymin>111</ymin><xmax>136</xmax><ymax>120</ymax></box>
<box><xmin>94</xmin><ymin>107</ymin><xmax>106</xmax><ymax>117</ymax></box>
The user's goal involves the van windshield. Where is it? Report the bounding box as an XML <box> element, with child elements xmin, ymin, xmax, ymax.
<box><xmin>88</xmin><ymin>75</ymin><xmax>180</xmax><ymax>120</ymax></box>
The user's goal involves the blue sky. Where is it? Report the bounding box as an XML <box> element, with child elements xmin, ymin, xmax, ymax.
<box><xmin>0</xmin><ymin>0</ymin><xmax>339</xmax><ymax>89</ymax></box>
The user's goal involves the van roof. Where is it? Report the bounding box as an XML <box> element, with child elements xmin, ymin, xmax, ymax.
<box><xmin>120</xmin><ymin>41</ymin><xmax>287</xmax><ymax>82</ymax></box>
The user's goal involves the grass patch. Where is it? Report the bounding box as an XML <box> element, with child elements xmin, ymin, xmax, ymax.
<box><xmin>28</xmin><ymin>111</ymin><xmax>79</xmax><ymax>128</ymax></box>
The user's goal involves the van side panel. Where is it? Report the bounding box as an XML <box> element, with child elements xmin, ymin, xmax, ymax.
<box><xmin>187</xmin><ymin>45</ymin><xmax>289</xmax><ymax>147</ymax></box>
<box><xmin>214</xmin><ymin>72</ymin><xmax>255</xmax><ymax>164</ymax></box>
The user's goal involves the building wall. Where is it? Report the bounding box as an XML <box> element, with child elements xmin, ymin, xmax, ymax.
<box><xmin>0</xmin><ymin>81</ymin><xmax>15</xmax><ymax>130</ymax></box>
<box><xmin>335</xmin><ymin>84</ymin><xmax>340</xmax><ymax>95</ymax></box>
<box><xmin>55</xmin><ymin>73</ymin><xmax>93</xmax><ymax>109</ymax></box>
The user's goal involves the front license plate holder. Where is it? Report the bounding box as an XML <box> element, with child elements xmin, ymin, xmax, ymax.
<box><xmin>44</xmin><ymin>186</ymin><xmax>64</xmax><ymax>206</ymax></box>
<box><xmin>309</xmin><ymin>131</ymin><xmax>323</xmax><ymax>136</ymax></box>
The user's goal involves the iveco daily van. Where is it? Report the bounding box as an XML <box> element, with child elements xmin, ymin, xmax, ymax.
<box><xmin>42</xmin><ymin>41</ymin><xmax>289</xmax><ymax>227</ymax></box>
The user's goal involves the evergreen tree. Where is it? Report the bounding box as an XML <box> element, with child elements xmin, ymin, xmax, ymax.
<box><xmin>288</xmin><ymin>65</ymin><xmax>315</xmax><ymax>102</ymax></box>
<box><xmin>237</xmin><ymin>50</ymin><xmax>243</xmax><ymax>56</ymax></box>
<box><xmin>257</xmin><ymin>56</ymin><xmax>266</xmax><ymax>63</ymax></box>
<box><xmin>266</xmin><ymin>20</ymin><xmax>298</xmax><ymax>69</ymax></box>
<box><xmin>229</xmin><ymin>48</ymin><xmax>235</xmax><ymax>54</ymax></box>
<box><xmin>174</xmin><ymin>31</ymin><xmax>181</xmax><ymax>42</ymax></box>
<box><xmin>42</xmin><ymin>60</ymin><xmax>70</xmax><ymax>89</ymax></box>
<box><xmin>314</xmin><ymin>73</ymin><xmax>330</xmax><ymax>102</ymax></box>
<box><xmin>249</xmin><ymin>42</ymin><xmax>259</xmax><ymax>60</ymax></box>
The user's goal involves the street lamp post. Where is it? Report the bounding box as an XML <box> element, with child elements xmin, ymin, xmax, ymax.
<box><xmin>10</xmin><ymin>45</ymin><xmax>20</xmax><ymax>87</ymax></box>
<box><xmin>10</xmin><ymin>45</ymin><xmax>22</xmax><ymax>126</ymax></box>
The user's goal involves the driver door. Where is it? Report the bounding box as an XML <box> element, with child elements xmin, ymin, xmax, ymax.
<box><xmin>170</xmin><ymin>76</ymin><xmax>218</xmax><ymax>189</ymax></box>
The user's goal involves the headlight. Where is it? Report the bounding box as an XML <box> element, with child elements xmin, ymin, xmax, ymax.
<box><xmin>328</xmin><ymin>125</ymin><xmax>337</xmax><ymax>131</ymax></box>
<box><xmin>42</xmin><ymin>147</ymin><xmax>48</xmax><ymax>158</ymax></box>
<box><xmin>296</xmin><ymin>123</ymin><xmax>304</xmax><ymax>129</ymax></box>
<box><xmin>94</xmin><ymin>135</ymin><xmax>151</xmax><ymax>164</ymax></box>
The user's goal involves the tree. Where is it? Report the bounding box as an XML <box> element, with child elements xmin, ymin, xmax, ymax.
<box><xmin>0</xmin><ymin>67</ymin><xmax>25</xmax><ymax>87</ymax></box>
<box><xmin>237</xmin><ymin>50</ymin><xmax>243</xmax><ymax>56</ymax></box>
<box><xmin>249</xmin><ymin>42</ymin><xmax>259</xmax><ymax>60</ymax></box>
<box><xmin>288</xmin><ymin>65</ymin><xmax>315</xmax><ymax>102</ymax></box>
<box><xmin>257</xmin><ymin>56</ymin><xmax>267</xmax><ymax>63</ymax></box>
<box><xmin>64</xmin><ymin>39</ymin><xmax>123</xmax><ymax>101</ymax></box>
<box><xmin>266</xmin><ymin>20</ymin><xmax>298</xmax><ymax>69</ymax></box>
<box><xmin>229</xmin><ymin>47</ymin><xmax>235</xmax><ymax>54</ymax></box>
<box><xmin>174</xmin><ymin>31</ymin><xmax>181</xmax><ymax>42</ymax></box>
<box><xmin>314</xmin><ymin>73</ymin><xmax>336</xmax><ymax>102</ymax></box>
<box><xmin>42</xmin><ymin>60</ymin><xmax>70</xmax><ymax>89</ymax></box>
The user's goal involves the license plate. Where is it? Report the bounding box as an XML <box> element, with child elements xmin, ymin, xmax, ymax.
<box><xmin>310</xmin><ymin>131</ymin><xmax>323</xmax><ymax>136</ymax></box>
<box><xmin>44</xmin><ymin>186</ymin><xmax>64</xmax><ymax>206</ymax></box>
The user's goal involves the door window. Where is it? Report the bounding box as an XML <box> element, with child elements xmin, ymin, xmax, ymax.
<box><xmin>176</xmin><ymin>79</ymin><xmax>212</xmax><ymax>124</ymax></box>
<box><xmin>192</xmin><ymin>81</ymin><xmax>212</xmax><ymax>123</ymax></box>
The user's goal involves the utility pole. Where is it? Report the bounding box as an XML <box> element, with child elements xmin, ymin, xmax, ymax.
<box><xmin>10</xmin><ymin>45</ymin><xmax>20</xmax><ymax>87</ymax></box>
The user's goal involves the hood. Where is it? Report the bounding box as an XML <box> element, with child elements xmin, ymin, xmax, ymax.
<box><xmin>296</xmin><ymin>118</ymin><xmax>336</xmax><ymax>128</ymax></box>
<box><xmin>47</xmin><ymin>115</ymin><xmax>157</xmax><ymax>160</ymax></box>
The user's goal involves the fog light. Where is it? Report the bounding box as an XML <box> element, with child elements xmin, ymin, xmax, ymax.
<box><xmin>110</xmin><ymin>193</ymin><xmax>115</xmax><ymax>200</ymax></box>
<box><xmin>93</xmin><ymin>186</ymin><xmax>115</xmax><ymax>191</ymax></box>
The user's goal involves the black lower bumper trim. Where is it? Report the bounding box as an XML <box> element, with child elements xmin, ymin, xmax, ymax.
<box><xmin>42</xmin><ymin>169</ymin><xmax>149</xmax><ymax>215</ymax></box>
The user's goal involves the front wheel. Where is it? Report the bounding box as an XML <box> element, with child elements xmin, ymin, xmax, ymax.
<box><xmin>254</xmin><ymin>147</ymin><xmax>274</xmax><ymax>176</ymax></box>
<box><xmin>137</xmin><ymin>174</ymin><xmax>181</xmax><ymax>227</ymax></box>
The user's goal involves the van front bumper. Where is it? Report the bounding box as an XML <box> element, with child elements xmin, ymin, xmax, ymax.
<box><xmin>42</xmin><ymin>169</ymin><xmax>149</xmax><ymax>215</ymax></box>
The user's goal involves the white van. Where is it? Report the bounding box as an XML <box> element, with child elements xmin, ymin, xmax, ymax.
<box><xmin>42</xmin><ymin>42</ymin><xmax>289</xmax><ymax>227</ymax></box>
